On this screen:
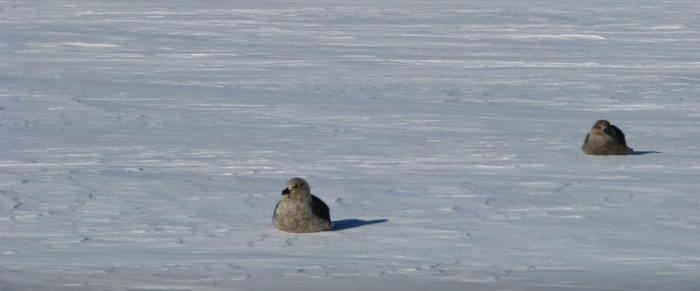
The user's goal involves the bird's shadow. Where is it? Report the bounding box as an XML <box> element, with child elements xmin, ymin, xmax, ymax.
<box><xmin>631</xmin><ymin>151</ymin><xmax>661</xmax><ymax>155</ymax></box>
<box><xmin>331</xmin><ymin>219</ymin><xmax>388</xmax><ymax>231</ymax></box>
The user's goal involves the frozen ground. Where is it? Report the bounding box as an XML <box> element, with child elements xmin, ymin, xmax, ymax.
<box><xmin>1</xmin><ymin>0</ymin><xmax>700</xmax><ymax>290</ymax></box>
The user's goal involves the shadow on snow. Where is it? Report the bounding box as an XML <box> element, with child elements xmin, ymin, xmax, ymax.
<box><xmin>330</xmin><ymin>219</ymin><xmax>388</xmax><ymax>231</ymax></box>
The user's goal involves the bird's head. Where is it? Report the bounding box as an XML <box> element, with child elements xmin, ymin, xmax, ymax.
<box><xmin>593</xmin><ymin>120</ymin><xmax>612</xmax><ymax>135</ymax></box>
<box><xmin>282</xmin><ymin>178</ymin><xmax>311</xmax><ymax>200</ymax></box>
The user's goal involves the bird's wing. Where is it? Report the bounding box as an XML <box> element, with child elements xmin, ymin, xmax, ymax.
<box><xmin>310</xmin><ymin>194</ymin><xmax>331</xmax><ymax>221</ymax></box>
<box><xmin>611</xmin><ymin>125</ymin><xmax>627</xmax><ymax>146</ymax></box>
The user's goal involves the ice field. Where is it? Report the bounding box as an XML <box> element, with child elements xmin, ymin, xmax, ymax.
<box><xmin>1</xmin><ymin>0</ymin><xmax>700</xmax><ymax>290</ymax></box>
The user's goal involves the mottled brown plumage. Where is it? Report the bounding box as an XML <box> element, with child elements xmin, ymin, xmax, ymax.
<box><xmin>582</xmin><ymin>120</ymin><xmax>633</xmax><ymax>155</ymax></box>
<box><xmin>272</xmin><ymin>178</ymin><xmax>333</xmax><ymax>233</ymax></box>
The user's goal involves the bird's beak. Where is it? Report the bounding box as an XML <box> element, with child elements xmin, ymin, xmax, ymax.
<box><xmin>282</xmin><ymin>188</ymin><xmax>291</xmax><ymax>195</ymax></box>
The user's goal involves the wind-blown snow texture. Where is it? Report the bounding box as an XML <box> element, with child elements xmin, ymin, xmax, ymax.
<box><xmin>1</xmin><ymin>0</ymin><xmax>700</xmax><ymax>290</ymax></box>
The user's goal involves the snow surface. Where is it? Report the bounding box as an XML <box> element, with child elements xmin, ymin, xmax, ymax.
<box><xmin>2</xmin><ymin>0</ymin><xmax>700</xmax><ymax>290</ymax></box>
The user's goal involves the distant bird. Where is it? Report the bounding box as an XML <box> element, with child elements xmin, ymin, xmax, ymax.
<box><xmin>582</xmin><ymin>120</ymin><xmax>633</xmax><ymax>155</ymax></box>
<box><xmin>273</xmin><ymin>178</ymin><xmax>333</xmax><ymax>233</ymax></box>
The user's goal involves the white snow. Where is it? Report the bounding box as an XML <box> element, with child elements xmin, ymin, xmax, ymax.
<box><xmin>1</xmin><ymin>0</ymin><xmax>700</xmax><ymax>290</ymax></box>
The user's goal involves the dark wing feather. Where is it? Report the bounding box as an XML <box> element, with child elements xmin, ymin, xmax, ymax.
<box><xmin>309</xmin><ymin>194</ymin><xmax>331</xmax><ymax>222</ymax></box>
<box><xmin>610</xmin><ymin>125</ymin><xmax>627</xmax><ymax>146</ymax></box>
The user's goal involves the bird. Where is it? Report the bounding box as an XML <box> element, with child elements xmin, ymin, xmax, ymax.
<box><xmin>582</xmin><ymin>120</ymin><xmax>633</xmax><ymax>155</ymax></box>
<box><xmin>272</xmin><ymin>178</ymin><xmax>333</xmax><ymax>233</ymax></box>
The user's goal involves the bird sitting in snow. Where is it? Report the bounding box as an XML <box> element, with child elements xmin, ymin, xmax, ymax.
<box><xmin>273</xmin><ymin>178</ymin><xmax>334</xmax><ymax>233</ymax></box>
<box><xmin>582</xmin><ymin>120</ymin><xmax>633</xmax><ymax>155</ymax></box>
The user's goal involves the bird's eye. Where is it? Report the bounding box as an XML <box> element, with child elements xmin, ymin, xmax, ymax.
<box><xmin>293</xmin><ymin>185</ymin><xmax>299</xmax><ymax>189</ymax></box>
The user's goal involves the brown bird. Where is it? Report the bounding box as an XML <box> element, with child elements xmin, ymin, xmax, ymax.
<box><xmin>582</xmin><ymin>120</ymin><xmax>633</xmax><ymax>155</ymax></box>
<box><xmin>272</xmin><ymin>178</ymin><xmax>333</xmax><ymax>233</ymax></box>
